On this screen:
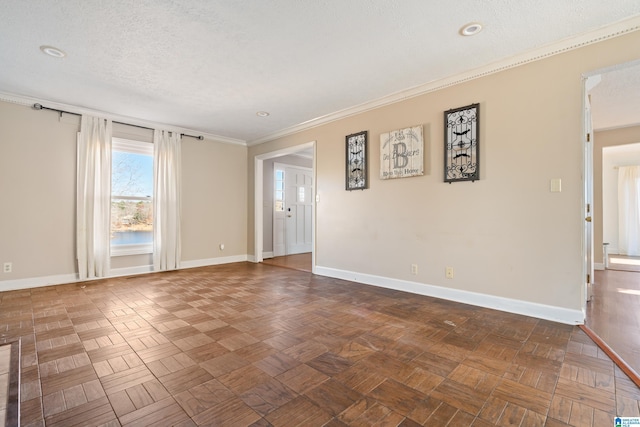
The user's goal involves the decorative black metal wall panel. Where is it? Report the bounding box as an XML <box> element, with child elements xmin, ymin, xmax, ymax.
<box><xmin>346</xmin><ymin>130</ymin><xmax>368</xmax><ymax>190</ymax></box>
<box><xmin>444</xmin><ymin>103</ymin><xmax>479</xmax><ymax>183</ymax></box>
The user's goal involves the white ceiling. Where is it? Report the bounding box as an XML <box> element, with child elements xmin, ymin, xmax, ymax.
<box><xmin>589</xmin><ymin>61</ymin><xmax>640</xmax><ymax>131</ymax></box>
<box><xmin>1</xmin><ymin>1</ymin><xmax>639</xmax><ymax>143</ymax></box>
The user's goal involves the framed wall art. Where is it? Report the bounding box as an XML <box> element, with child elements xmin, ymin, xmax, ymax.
<box><xmin>444</xmin><ymin>103</ymin><xmax>479</xmax><ymax>183</ymax></box>
<box><xmin>380</xmin><ymin>125</ymin><xmax>424</xmax><ymax>180</ymax></box>
<box><xmin>346</xmin><ymin>130</ymin><xmax>368</xmax><ymax>190</ymax></box>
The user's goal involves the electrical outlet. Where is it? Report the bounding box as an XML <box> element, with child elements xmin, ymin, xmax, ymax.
<box><xmin>445</xmin><ymin>266</ymin><xmax>454</xmax><ymax>279</ymax></box>
<box><xmin>411</xmin><ymin>264</ymin><xmax>418</xmax><ymax>275</ymax></box>
<box><xmin>3</xmin><ymin>262</ymin><xmax>12</xmax><ymax>273</ymax></box>
<box><xmin>219</xmin><ymin>243</ymin><xmax>225</xmax><ymax>251</ymax></box>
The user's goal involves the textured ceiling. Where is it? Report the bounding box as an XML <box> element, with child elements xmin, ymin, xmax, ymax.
<box><xmin>1</xmin><ymin>1</ymin><xmax>639</xmax><ymax>143</ymax></box>
<box><xmin>590</xmin><ymin>61</ymin><xmax>640</xmax><ymax>131</ymax></box>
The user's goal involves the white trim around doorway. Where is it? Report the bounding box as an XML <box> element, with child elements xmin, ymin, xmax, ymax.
<box><xmin>253</xmin><ymin>141</ymin><xmax>316</xmax><ymax>273</ymax></box>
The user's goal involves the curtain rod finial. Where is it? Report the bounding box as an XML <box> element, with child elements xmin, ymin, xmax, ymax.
<box><xmin>33</xmin><ymin>103</ymin><xmax>43</xmax><ymax>110</ymax></box>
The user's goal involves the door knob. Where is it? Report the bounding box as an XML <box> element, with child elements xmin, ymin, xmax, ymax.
<box><xmin>585</xmin><ymin>216</ymin><xmax>592</xmax><ymax>222</ymax></box>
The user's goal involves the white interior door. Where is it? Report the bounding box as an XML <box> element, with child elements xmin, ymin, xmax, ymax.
<box><xmin>285</xmin><ymin>166</ymin><xmax>313</xmax><ymax>254</ymax></box>
<box><xmin>585</xmin><ymin>110</ymin><xmax>594</xmax><ymax>302</ymax></box>
<box><xmin>584</xmin><ymin>82</ymin><xmax>597</xmax><ymax>303</ymax></box>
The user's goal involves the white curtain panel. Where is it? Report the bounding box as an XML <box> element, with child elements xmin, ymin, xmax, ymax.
<box><xmin>618</xmin><ymin>165</ymin><xmax>640</xmax><ymax>256</ymax></box>
<box><xmin>153</xmin><ymin>130</ymin><xmax>182</xmax><ymax>270</ymax></box>
<box><xmin>77</xmin><ymin>115</ymin><xmax>112</xmax><ymax>280</ymax></box>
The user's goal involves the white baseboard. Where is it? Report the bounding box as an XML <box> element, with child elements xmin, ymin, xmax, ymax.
<box><xmin>263</xmin><ymin>252</ymin><xmax>274</xmax><ymax>259</ymax></box>
<box><xmin>110</xmin><ymin>265</ymin><xmax>154</xmax><ymax>277</ymax></box>
<box><xmin>594</xmin><ymin>263</ymin><xmax>605</xmax><ymax>271</ymax></box>
<box><xmin>0</xmin><ymin>258</ymin><xmax>583</xmax><ymax>325</ymax></box>
<box><xmin>0</xmin><ymin>255</ymin><xmax>249</xmax><ymax>292</ymax></box>
<box><xmin>180</xmin><ymin>254</ymin><xmax>248</xmax><ymax>269</ymax></box>
<box><xmin>0</xmin><ymin>273</ymin><xmax>79</xmax><ymax>292</ymax></box>
<box><xmin>314</xmin><ymin>266</ymin><xmax>584</xmax><ymax>325</ymax></box>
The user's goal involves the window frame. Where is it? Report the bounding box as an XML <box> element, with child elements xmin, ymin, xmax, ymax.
<box><xmin>110</xmin><ymin>137</ymin><xmax>154</xmax><ymax>257</ymax></box>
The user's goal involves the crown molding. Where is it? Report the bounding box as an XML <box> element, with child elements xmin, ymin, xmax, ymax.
<box><xmin>248</xmin><ymin>15</ymin><xmax>640</xmax><ymax>146</ymax></box>
<box><xmin>0</xmin><ymin>91</ymin><xmax>247</xmax><ymax>146</ymax></box>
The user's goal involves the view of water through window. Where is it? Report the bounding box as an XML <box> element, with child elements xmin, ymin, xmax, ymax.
<box><xmin>111</xmin><ymin>230</ymin><xmax>153</xmax><ymax>245</ymax></box>
<box><xmin>111</xmin><ymin>144</ymin><xmax>154</xmax><ymax>247</ymax></box>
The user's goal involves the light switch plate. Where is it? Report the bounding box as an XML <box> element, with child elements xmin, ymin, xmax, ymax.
<box><xmin>550</xmin><ymin>178</ymin><xmax>562</xmax><ymax>193</ymax></box>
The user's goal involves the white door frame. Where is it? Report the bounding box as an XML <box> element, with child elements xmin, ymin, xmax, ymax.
<box><xmin>582</xmin><ymin>74</ymin><xmax>601</xmax><ymax>315</ymax></box>
<box><xmin>253</xmin><ymin>141</ymin><xmax>316</xmax><ymax>272</ymax></box>
<box><xmin>581</xmin><ymin>59</ymin><xmax>640</xmax><ymax>316</ymax></box>
<box><xmin>584</xmin><ymin>80</ymin><xmax>595</xmax><ymax>306</ymax></box>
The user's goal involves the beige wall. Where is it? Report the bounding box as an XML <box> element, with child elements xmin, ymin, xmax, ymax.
<box><xmin>0</xmin><ymin>103</ymin><xmax>78</xmax><ymax>280</ymax></box>
<box><xmin>248</xmin><ymin>30</ymin><xmax>640</xmax><ymax>313</ymax></box>
<box><xmin>181</xmin><ymin>137</ymin><xmax>247</xmax><ymax>261</ymax></box>
<box><xmin>0</xmin><ymin>101</ymin><xmax>247</xmax><ymax>286</ymax></box>
<box><xmin>594</xmin><ymin>125</ymin><xmax>640</xmax><ymax>263</ymax></box>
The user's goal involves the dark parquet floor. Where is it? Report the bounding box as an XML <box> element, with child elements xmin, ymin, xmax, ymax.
<box><xmin>1</xmin><ymin>262</ymin><xmax>639</xmax><ymax>426</ymax></box>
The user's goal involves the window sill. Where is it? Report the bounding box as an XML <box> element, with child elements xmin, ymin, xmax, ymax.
<box><xmin>111</xmin><ymin>244</ymin><xmax>153</xmax><ymax>257</ymax></box>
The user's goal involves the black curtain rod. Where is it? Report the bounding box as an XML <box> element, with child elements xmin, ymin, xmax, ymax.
<box><xmin>33</xmin><ymin>103</ymin><xmax>79</xmax><ymax>116</ymax></box>
<box><xmin>181</xmin><ymin>133</ymin><xmax>204</xmax><ymax>140</ymax></box>
<box><xmin>33</xmin><ymin>103</ymin><xmax>204</xmax><ymax>140</ymax></box>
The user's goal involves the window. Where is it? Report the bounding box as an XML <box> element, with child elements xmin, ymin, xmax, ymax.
<box><xmin>275</xmin><ymin>169</ymin><xmax>285</xmax><ymax>212</ymax></box>
<box><xmin>111</xmin><ymin>138</ymin><xmax>154</xmax><ymax>256</ymax></box>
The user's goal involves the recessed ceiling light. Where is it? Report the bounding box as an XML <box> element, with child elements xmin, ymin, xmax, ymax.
<box><xmin>256</xmin><ymin>111</ymin><xmax>270</xmax><ymax>117</ymax></box>
<box><xmin>40</xmin><ymin>45</ymin><xmax>66</xmax><ymax>58</ymax></box>
<box><xmin>460</xmin><ymin>22</ymin><xmax>483</xmax><ymax>36</ymax></box>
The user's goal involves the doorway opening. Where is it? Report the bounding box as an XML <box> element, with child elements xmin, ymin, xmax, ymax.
<box><xmin>271</xmin><ymin>163</ymin><xmax>313</xmax><ymax>258</ymax></box>
<box><xmin>602</xmin><ymin>143</ymin><xmax>640</xmax><ymax>272</ymax></box>
<box><xmin>584</xmin><ymin>59</ymin><xmax>640</xmax><ymax>384</ymax></box>
<box><xmin>253</xmin><ymin>141</ymin><xmax>316</xmax><ymax>274</ymax></box>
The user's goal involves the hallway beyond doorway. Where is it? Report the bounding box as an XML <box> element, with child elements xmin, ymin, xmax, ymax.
<box><xmin>262</xmin><ymin>253</ymin><xmax>312</xmax><ymax>273</ymax></box>
<box><xmin>607</xmin><ymin>254</ymin><xmax>640</xmax><ymax>272</ymax></box>
<box><xmin>587</xmin><ymin>268</ymin><xmax>640</xmax><ymax>383</ymax></box>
